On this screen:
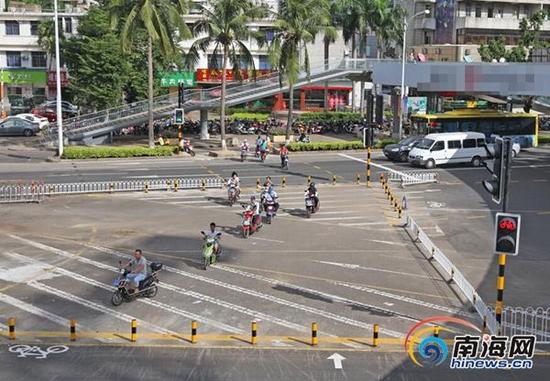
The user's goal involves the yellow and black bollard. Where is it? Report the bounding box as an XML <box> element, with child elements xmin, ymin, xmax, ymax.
<box><xmin>311</xmin><ymin>322</ymin><xmax>318</xmax><ymax>346</ymax></box>
<box><xmin>281</xmin><ymin>177</ymin><xmax>286</xmax><ymax>188</ymax></box>
<box><xmin>251</xmin><ymin>321</ymin><xmax>258</xmax><ymax>345</ymax></box>
<box><xmin>332</xmin><ymin>175</ymin><xmax>336</xmax><ymax>185</ymax></box>
<box><xmin>367</xmin><ymin>147</ymin><xmax>372</xmax><ymax>188</ymax></box>
<box><xmin>256</xmin><ymin>178</ymin><xmax>261</xmax><ymax>191</ymax></box>
<box><xmin>109</xmin><ymin>183</ymin><xmax>114</xmax><ymax>193</ymax></box>
<box><xmin>144</xmin><ymin>182</ymin><xmax>149</xmax><ymax>193</ymax></box>
<box><xmin>495</xmin><ymin>254</ymin><xmax>507</xmax><ymax>324</ymax></box>
<box><xmin>166</xmin><ymin>180</ymin><xmax>171</xmax><ymax>192</ymax></box>
<box><xmin>131</xmin><ymin>319</ymin><xmax>137</xmax><ymax>342</ymax></box>
<box><xmin>307</xmin><ymin>176</ymin><xmax>312</xmax><ymax>186</ymax></box>
<box><xmin>201</xmin><ymin>178</ymin><xmax>206</xmax><ymax>191</ymax></box>
<box><xmin>191</xmin><ymin>320</ymin><xmax>198</xmax><ymax>344</ymax></box>
<box><xmin>174</xmin><ymin>180</ymin><xmax>179</xmax><ymax>192</ymax></box>
<box><xmin>398</xmin><ymin>206</ymin><xmax>402</xmax><ymax>219</ymax></box>
<box><xmin>70</xmin><ymin>319</ymin><xmax>77</xmax><ymax>342</ymax></box>
<box><xmin>8</xmin><ymin>318</ymin><xmax>15</xmax><ymax>340</ymax></box>
<box><xmin>373</xmin><ymin>324</ymin><xmax>379</xmax><ymax>347</ymax></box>
<box><xmin>433</xmin><ymin>326</ymin><xmax>440</xmax><ymax>338</ymax></box>
<box><xmin>356</xmin><ymin>173</ymin><xmax>360</xmax><ymax>185</ymax></box>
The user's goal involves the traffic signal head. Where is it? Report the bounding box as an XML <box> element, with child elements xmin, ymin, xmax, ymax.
<box><xmin>174</xmin><ymin>108</ymin><xmax>184</xmax><ymax>124</ymax></box>
<box><xmin>482</xmin><ymin>138</ymin><xmax>506</xmax><ymax>204</ymax></box>
<box><xmin>494</xmin><ymin>213</ymin><xmax>520</xmax><ymax>255</ymax></box>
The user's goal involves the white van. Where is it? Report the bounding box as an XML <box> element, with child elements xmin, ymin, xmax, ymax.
<box><xmin>408</xmin><ymin>132</ymin><xmax>488</xmax><ymax>169</ymax></box>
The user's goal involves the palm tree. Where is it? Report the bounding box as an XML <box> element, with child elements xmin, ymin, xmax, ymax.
<box><xmin>110</xmin><ymin>0</ymin><xmax>191</xmax><ymax>148</ymax></box>
<box><xmin>367</xmin><ymin>0</ymin><xmax>405</xmax><ymax>58</ymax></box>
<box><xmin>323</xmin><ymin>2</ymin><xmax>338</xmax><ymax>112</ymax></box>
<box><xmin>185</xmin><ymin>0</ymin><xmax>268</xmax><ymax>150</ymax></box>
<box><xmin>37</xmin><ymin>20</ymin><xmax>63</xmax><ymax>71</ymax></box>
<box><xmin>269</xmin><ymin>0</ymin><xmax>332</xmax><ymax>141</ymax></box>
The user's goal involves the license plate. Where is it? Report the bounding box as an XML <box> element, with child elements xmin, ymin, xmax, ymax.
<box><xmin>243</xmin><ymin>221</ymin><xmax>250</xmax><ymax>226</ymax></box>
<box><xmin>306</xmin><ymin>199</ymin><xmax>313</xmax><ymax>206</ymax></box>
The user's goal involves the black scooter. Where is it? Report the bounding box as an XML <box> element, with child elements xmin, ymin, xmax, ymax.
<box><xmin>111</xmin><ymin>262</ymin><xmax>162</xmax><ymax>306</ymax></box>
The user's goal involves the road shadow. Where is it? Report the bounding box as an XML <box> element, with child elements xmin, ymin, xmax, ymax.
<box><xmin>282</xmin><ymin>208</ymin><xmax>306</xmax><ymax>218</ymax></box>
<box><xmin>272</xmin><ymin>284</ymin><xmax>334</xmax><ymax>304</ymax></box>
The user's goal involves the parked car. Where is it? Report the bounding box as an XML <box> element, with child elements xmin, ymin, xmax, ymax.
<box><xmin>0</xmin><ymin>116</ymin><xmax>41</xmax><ymax>136</ymax></box>
<box><xmin>14</xmin><ymin>113</ymin><xmax>49</xmax><ymax>130</ymax></box>
<box><xmin>8</xmin><ymin>97</ymin><xmax>35</xmax><ymax>114</ymax></box>
<box><xmin>42</xmin><ymin>100</ymin><xmax>79</xmax><ymax>113</ymax></box>
<box><xmin>408</xmin><ymin>132</ymin><xmax>488</xmax><ymax>169</ymax></box>
<box><xmin>383</xmin><ymin>135</ymin><xmax>424</xmax><ymax>162</ymax></box>
<box><xmin>31</xmin><ymin>106</ymin><xmax>58</xmax><ymax>122</ymax></box>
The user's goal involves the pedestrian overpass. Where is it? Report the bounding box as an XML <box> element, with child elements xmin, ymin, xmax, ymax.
<box><xmin>44</xmin><ymin>58</ymin><xmax>550</xmax><ymax>144</ymax></box>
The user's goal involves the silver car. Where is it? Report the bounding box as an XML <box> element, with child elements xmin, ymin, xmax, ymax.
<box><xmin>0</xmin><ymin>117</ymin><xmax>40</xmax><ymax>137</ymax></box>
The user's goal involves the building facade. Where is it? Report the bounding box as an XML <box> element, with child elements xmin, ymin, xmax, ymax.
<box><xmin>406</xmin><ymin>0</ymin><xmax>550</xmax><ymax>61</ymax></box>
<box><xmin>0</xmin><ymin>0</ymin><xmax>87</xmax><ymax>114</ymax></box>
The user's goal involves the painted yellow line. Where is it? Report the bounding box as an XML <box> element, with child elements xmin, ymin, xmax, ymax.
<box><xmin>537</xmin><ymin>211</ymin><xmax>550</xmax><ymax>215</ymax></box>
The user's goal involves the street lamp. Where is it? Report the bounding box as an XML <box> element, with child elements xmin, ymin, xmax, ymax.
<box><xmin>398</xmin><ymin>9</ymin><xmax>430</xmax><ymax>139</ymax></box>
<box><xmin>53</xmin><ymin>0</ymin><xmax>63</xmax><ymax>157</ymax></box>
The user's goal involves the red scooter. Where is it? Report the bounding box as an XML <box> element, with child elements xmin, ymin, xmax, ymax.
<box><xmin>242</xmin><ymin>205</ymin><xmax>261</xmax><ymax>238</ymax></box>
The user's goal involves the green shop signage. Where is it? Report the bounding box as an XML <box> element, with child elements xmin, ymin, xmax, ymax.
<box><xmin>159</xmin><ymin>71</ymin><xmax>196</xmax><ymax>87</ymax></box>
<box><xmin>0</xmin><ymin>69</ymin><xmax>47</xmax><ymax>85</ymax></box>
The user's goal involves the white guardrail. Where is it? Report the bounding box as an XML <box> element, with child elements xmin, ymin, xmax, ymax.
<box><xmin>385</xmin><ymin>171</ymin><xmax>438</xmax><ymax>187</ymax></box>
<box><xmin>406</xmin><ymin>215</ymin><xmax>499</xmax><ymax>334</ymax></box>
<box><xmin>496</xmin><ymin>306</ymin><xmax>550</xmax><ymax>344</ymax></box>
<box><xmin>0</xmin><ymin>177</ymin><xmax>224</xmax><ymax>203</ymax></box>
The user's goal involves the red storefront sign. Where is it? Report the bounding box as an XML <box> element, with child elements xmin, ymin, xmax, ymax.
<box><xmin>196</xmin><ymin>69</ymin><xmax>273</xmax><ymax>82</ymax></box>
<box><xmin>47</xmin><ymin>70</ymin><xmax>69</xmax><ymax>87</ymax></box>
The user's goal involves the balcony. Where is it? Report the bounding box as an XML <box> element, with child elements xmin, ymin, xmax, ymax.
<box><xmin>413</xmin><ymin>17</ymin><xmax>436</xmax><ymax>30</ymax></box>
<box><xmin>456</xmin><ymin>16</ymin><xmax>550</xmax><ymax>31</ymax></box>
<box><xmin>0</xmin><ymin>35</ymin><xmax>39</xmax><ymax>48</ymax></box>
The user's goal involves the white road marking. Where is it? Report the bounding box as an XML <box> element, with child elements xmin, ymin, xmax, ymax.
<box><xmin>339</xmin><ymin>222</ymin><xmax>388</xmax><ymax>226</ymax></box>
<box><xmin>5</xmin><ymin>243</ymin><xmax>305</xmax><ymax>334</ymax></box>
<box><xmin>315</xmin><ymin>261</ymin><xmax>432</xmax><ymax>279</ymax></box>
<box><xmin>0</xmin><ymin>292</ymin><xmax>70</xmax><ymax>327</ymax></box>
<box><xmin>250</xmin><ymin>237</ymin><xmax>285</xmax><ymax>244</ymax></box>
<box><xmin>303</xmin><ymin>216</ymin><xmax>365</xmax><ymax>221</ymax></box>
<box><xmin>367</xmin><ymin>239</ymin><xmax>409</xmax><ymax>247</ymax></box>
<box><xmin>404</xmin><ymin>189</ymin><xmax>441</xmax><ymax>194</ymax></box>
<box><xmin>88</xmin><ymin>244</ymin><xmax>406</xmax><ymax>337</ymax></box>
<box><xmin>125</xmin><ymin>175</ymin><xmax>160</xmax><ymax>179</ymax></box>
<box><xmin>338</xmin><ymin>154</ymin><xmax>421</xmax><ymax>180</ymax></box>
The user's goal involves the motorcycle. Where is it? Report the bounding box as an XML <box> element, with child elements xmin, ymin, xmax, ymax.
<box><xmin>305</xmin><ymin>192</ymin><xmax>319</xmax><ymax>218</ymax></box>
<box><xmin>111</xmin><ymin>262</ymin><xmax>162</xmax><ymax>306</ymax></box>
<box><xmin>201</xmin><ymin>231</ymin><xmax>221</xmax><ymax>270</ymax></box>
<box><xmin>228</xmin><ymin>186</ymin><xmax>239</xmax><ymax>207</ymax></box>
<box><xmin>264</xmin><ymin>200</ymin><xmax>277</xmax><ymax>224</ymax></box>
<box><xmin>183</xmin><ymin>140</ymin><xmax>196</xmax><ymax>157</ymax></box>
<box><xmin>260</xmin><ymin>150</ymin><xmax>267</xmax><ymax>162</ymax></box>
<box><xmin>240</xmin><ymin>147</ymin><xmax>248</xmax><ymax>162</ymax></box>
<box><xmin>242</xmin><ymin>204</ymin><xmax>261</xmax><ymax>238</ymax></box>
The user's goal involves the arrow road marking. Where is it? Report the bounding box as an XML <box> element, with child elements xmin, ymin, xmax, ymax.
<box><xmin>327</xmin><ymin>353</ymin><xmax>346</xmax><ymax>369</ymax></box>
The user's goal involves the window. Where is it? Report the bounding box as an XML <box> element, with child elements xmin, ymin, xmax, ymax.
<box><xmin>463</xmin><ymin>139</ymin><xmax>476</xmax><ymax>148</ymax></box>
<box><xmin>6</xmin><ymin>52</ymin><xmax>22</xmax><ymax>67</ymax></box>
<box><xmin>5</xmin><ymin>21</ymin><xmax>20</xmax><ymax>35</ymax></box>
<box><xmin>442</xmin><ymin>120</ymin><xmax>459</xmax><ymax>132</ymax></box>
<box><xmin>465</xmin><ymin>4</ymin><xmax>472</xmax><ymax>17</ymax></box>
<box><xmin>488</xmin><ymin>7</ymin><xmax>493</xmax><ymax>18</ymax></box>
<box><xmin>460</xmin><ymin>120</ymin><xmax>477</xmax><ymax>132</ymax></box>
<box><xmin>64</xmin><ymin>18</ymin><xmax>72</xmax><ymax>34</ymax></box>
<box><xmin>424</xmin><ymin>32</ymin><xmax>431</xmax><ymax>45</ymax></box>
<box><xmin>476</xmin><ymin>138</ymin><xmax>486</xmax><ymax>147</ymax></box>
<box><xmin>31</xmin><ymin>21</ymin><xmax>39</xmax><ymax>36</ymax></box>
<box><xmin>448</xmin><ymin>140</ymin><xmax>462</xmax><ymax>149</ymax></box>
<box><xmin>475</xmin><ymin>6</ymin><xmax>481</xmax><ymax>18</ymax></box>
<box><xmin>259</xmin><ymin>55</ymin><xmax>271</xmax><ymax>70</ymax></box>
<box><xmin>31</xmin><ymin>52</ymin><xmax>47</xmax><ymax>68</ymax></box>
<box><xmin>431</xmin><ymin>141</ymin><xmax>445</xmax><ymax>151</ymax></box>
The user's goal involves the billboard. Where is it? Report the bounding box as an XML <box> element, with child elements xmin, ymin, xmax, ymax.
<box><xmin>435</xmin><ymin>0</ymin><xmax>455</xmax><ymax>44</ymax></box>
<box><xmin>407</xmin><ymin>97</ymin><xmax>428</xmax><ymax>115</ymax></box>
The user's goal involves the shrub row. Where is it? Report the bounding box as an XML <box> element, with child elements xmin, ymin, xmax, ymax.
<box><xmin>228</xmin><ymin>112</ymin><xmax>270</xmax><ymax>122</ymax></box>
<box><xmin>538</xmin><ymin>135</ymin><xmax>550</xmax><ymax>144</ymax></box>
<box><xmin>62</xmin><ymin>146</ymin><xmax>176</xmax><ymax>159</ymax></box>
<box><xmin>296</xmin><ymin>112</ymin><xmax>363</xmax><ymax>123</ymax></box>
<box><xmin>227</xmin><ymin>107</ymin><xmax>270</xmax><ymax>115</ymax></box>
<box><xmin>375</xmin><ymin>139</ymin><xmax>398</xmax><ymax>149</ymax></box>
<box><xmin>287</xmin><ymin>141</ymin><xmax>364</xmax><ymax>151</ymax></box>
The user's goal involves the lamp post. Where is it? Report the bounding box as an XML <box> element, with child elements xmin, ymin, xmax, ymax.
<box><xmin>398</xmin><ymin>9</ymin><xmax>430</xmax><ymax>139</ymax></box>
<box><xmin>54</xmin><ymin>0</ymin><xmax>63</xmax><ymax>157</ymax></box>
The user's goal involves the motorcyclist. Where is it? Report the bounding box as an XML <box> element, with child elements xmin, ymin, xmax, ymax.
<box><xmin>279</xmin><ymin>144</ymin><xmax>289</xmax><ymax>168</ymax></box>
<box><xmin>227</xmin><ymin>171</ymin><xmax>241</xmax><ymax>200</ymax></box>
<box><xmin>255</xmin><ymin>135</ymin><xmax>263</xmax><ymax>157</ymax></box>
<box><xmin>262</xmin><ymin>183</ymin><xmax>279</xmax><ymax>212</ymax></box>
<box><xmin>240</xmin><ymin>139</ymin><xmax>250</xmax><ymax>153</ymax></box>
<box><xmin>202</xmin><ymin>222</ymin><xmax>222</xmax><ymax>255</ymax></box>
<box><xmin>249</xmin><ymin>195</ymin><xmax>262</xmax><ymax>227</ymax></box>
<box><xmin>305</xmin><ymin>182</ymin><xmax>319</xmax><ymax>210</ymax></box>
<box><xmin>259</xmin><ymin>138</ymin><xmax>268</xmax><ymax>159</ymax></box>
<box><xmin>123</xmin><ymin>249</ymin><xmax>148</xmax><ymax>294</ymax></box>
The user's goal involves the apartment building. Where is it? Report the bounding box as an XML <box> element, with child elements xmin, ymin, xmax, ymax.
<box><xmin>406</xmin><ymin>0</ymin><xmax>550</xmax><ymax>61</ymax></box>
<box><xmin>0</xmin><ymin>0</ymin><xmax>87</xmax><ymax>112</ymax></box>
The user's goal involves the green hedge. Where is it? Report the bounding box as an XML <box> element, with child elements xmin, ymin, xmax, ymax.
<box><xmin>375</xmin><ymin>139</ymin><xmax>398</xmax><ymax>149</ymax></box>
<box><xmin>228</xmin><ymin>112</ymin><xmax>270</xmax><ymax>122</ymax></box>
<box><xmin>538</xmin><ymin>135</ymin><xmax>550</xmax><ymax>144</ymax></box>
<box><xmin>62</xmin><ymin>146</ymin><xmax>177</xmax><ymax>159</ymax></box>
<box><xmin>227</xmin><ymin>107</ymin><xmax>270</xmax><ymax>115</ymax></box>
<box><xmin>296</xmin><ymin>112</ymin><xmax>363</xmax><ymax>123</ymax></box>
<box><xmin>287</xmin><ymin>141</ymin><xmax>364</xmax><ymax>151</ymax></box>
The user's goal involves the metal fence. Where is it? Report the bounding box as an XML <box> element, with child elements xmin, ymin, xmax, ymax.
<box><xmin>497</xmin><ymin>307</ymin><xmax>550</xmax><ymax>343</ymax></box>
<box><xmin>0</xmin><ymin>177</ymin><xmax>223</xmax><ymax>203</ymax></box>
<box><xmin>406</xmin><ymin>215</ymin><xmax>498</xmax><ymax>334</ymax></box>
<box><xmin>0</xmin><ymin>182</ymin><xmax>45</xmax><ymax>204</ymax></box>
<box><xmin>385</xmin><ymin>171</ymin><xmax>438</xmax><ymax>187</ymax></box>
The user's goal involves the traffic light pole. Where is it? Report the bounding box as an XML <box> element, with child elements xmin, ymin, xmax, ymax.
<box><xmin>177</xmin><ymin>83</ymin><xmax>183</xmax><ymax>152</ymax></box>
<box><xmin>495</xmin><ymin>139</ymin><xmax>512</xmax><ymax>326</ymax></box>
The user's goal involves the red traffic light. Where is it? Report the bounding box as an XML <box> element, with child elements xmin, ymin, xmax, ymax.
<box><xmin>498</xmin><ymin>218</ymin><xmax>516</xmax><ymax>231</ymax></box>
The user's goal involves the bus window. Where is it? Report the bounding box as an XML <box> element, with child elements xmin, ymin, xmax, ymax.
<box><xmin>518</xmin><ymin>118</ymin><xmax>536</xmax><ymax>135</ymax></box>
<box><xmin>493</xmin><ymin>118</ymin><xmax>509</xmax><ymax>135</ymax></box>
<box><xmin>460</xmin><ymin>120</ymin><xmax>477</xmax><ymax>132</ymax></box>
<box><xmin>478</xmin><ymin>120</ymin><xmax>494</xmax><ymax>136</ymax></box>
<box><xmin>442</xmin><ymin>120</ymin><xmax>459</xmax><ymax>132</ymax></box>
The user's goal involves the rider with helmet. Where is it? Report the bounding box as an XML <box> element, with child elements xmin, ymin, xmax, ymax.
<box><xmin>249</xmin><ymin>195</ymin><xmax>262</xmax><ymax>227</ymax></box>
<box><xmin>305</xmin><ymin>182</ymin><xmax>319</xmax><ymax>210</ymax></box>
<box><xmin>227</xmin><ymin>171</ymin><xmax>241</xmax><ymax>200</ymax></box>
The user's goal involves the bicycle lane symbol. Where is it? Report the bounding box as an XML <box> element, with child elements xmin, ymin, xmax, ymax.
<box><xmin>8</xmin><ymin>345</ymin><xmax>69</xmax><ymax>359</ymax></box>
